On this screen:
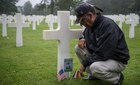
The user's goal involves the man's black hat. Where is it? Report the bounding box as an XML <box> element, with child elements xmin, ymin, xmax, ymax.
<box><xmin>75</xmin><ymin>3</ymin><xmax>103</xmax><ymax>23</ymax></box>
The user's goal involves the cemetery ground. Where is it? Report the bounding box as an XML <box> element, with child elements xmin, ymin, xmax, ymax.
<box><xmin>0</xmin><ymin>21</ymin><xmax>140</xmax><ymax>85</ymax></box>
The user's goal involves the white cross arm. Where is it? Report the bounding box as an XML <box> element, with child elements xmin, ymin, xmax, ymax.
<box><xmin>22</xmin><ymin>23</ymin><xmax>30</xmax><ymax>27</ymax></box>
<box><xmin>69</xmin><ymin>29</ymin><xmax>82</xmax><ymax>39</ymax></box>
<box><xmin>43</xmin><ymin>30</ymin><xmax>61</xmax><ymax>40</ymax></box>
<box><xmin>43</xmin><ymin>29</ymin><xmax>83</xmax><ymax>40</ymax></box>
<box><xmin>8</xmin><ymin>23</ymin><xmax>30</xmax><ymax>27</ymax></box>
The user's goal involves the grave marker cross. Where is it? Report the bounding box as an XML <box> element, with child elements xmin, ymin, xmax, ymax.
<box><xmin>8</xmin><ymin>13</ymin><xmax>29</xmax><ymax>47</ymax></box>
<box><xmin>125</xmin><ymin>13</ymin><xmax>139</xmax><ymax>38</ymax></box>
<box><xmin>43</xmin><ymin>11</ymin><xmax>82</xmax><ymax>77</ymax></box>
<box><xmin>2</xmin><ymin>14</ymin><xmax>8</xmax><ymax>37</ymax></box>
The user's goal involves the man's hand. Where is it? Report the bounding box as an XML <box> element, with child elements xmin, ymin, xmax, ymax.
<box><xmin>78</xmin><ymin>39</ymin><xmax>86</xmax><ymax>48</ymax></box>
<box><xmin>79</xmin><ymin>64</ymin><xmax>85</xmax><ymax>73</ymax></box>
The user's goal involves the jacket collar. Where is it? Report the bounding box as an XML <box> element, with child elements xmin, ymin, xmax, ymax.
<box><xmin>91</xmin><ymin>15</ymin><xmax>103</xmax><ymax>31</ymax></box>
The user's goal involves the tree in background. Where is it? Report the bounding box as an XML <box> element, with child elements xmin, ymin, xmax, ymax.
<box><xmin>39</xmin><ymin>0</ymin><xmax>55</xmax><ymax>14</ymax></box>
<box><xmin>32</xmin><ymin>4</ymin><xmax>49</xmax><ymax>15</ymax></box>
<box><xmin>23</xmin><ymin>1</ymin><xmax>32</xmax><ymax>15</ymax></box>
<box><xmin>0</xmin><ymin>0</ymin><xmax>19</xmax><ymax>14</ymax></box>
<box><xmin>55</xmin><ymin>0</ymin><xmax>83</xmax><ymax>14</ymax></box>
<box><xmin>9</xmin><ymin>0</ymin><xmax>139</xmax><ymax>15</ymax></box>
<box><xmin>39</xmin><ymin>0</ymin><xmax>83</xmax><ymax>15</ymax></box>
<box><xmin>134</xmin><ymin>0</ymin><xmax>140</xmax><ymax>14</ymax></box>
<box><xmin>17</xmin><ymin>6</ymin><xmax>24</xmax><ymax>13</ymax></box>
<box><xmin>87</xmin><ymin>0</ymin><xmax>140</xmax><ymax>15</ymax></box>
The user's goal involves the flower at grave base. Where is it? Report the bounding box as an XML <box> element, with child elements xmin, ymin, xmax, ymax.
<box><xmin>73</xmin><ymin>70</ymin><xmax>84</xmax><ymax>78</ymax></box>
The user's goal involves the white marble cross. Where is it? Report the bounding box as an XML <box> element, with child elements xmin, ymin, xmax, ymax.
<box><xmin>7</xmin><ymin>15</ymin><xmax>14</xmax><ymax>23</ymax></box>
<box><xmin>1</xmin><ymin>14</ymin><xmax>8</xmax><ymax>37</ymax></box>
<box><xmin>8</xmin><ymin>13</ymin><xmax>30</xmax><ymax>47</ymax></box>
<box><xmin>118</xmin><ymin>14</ymin><xmax>125</xmax><ymax>30</ymax></box>
<box><xmin>39</xmin><ymin>16</ymin><xmax>45</xmax><ymax>23</ymax></box>
<box><xmin>26</xmin><ymin>15</ymin><xmax>32</xmax><ymax>24</ymax></box>
<box><xmin>32</xmin><ymin>15</ymin><xmax>37</xmax><ymax>30</ymax></box>
<box><xmin>0</xmin><ymin>15</ymin><xmax>2</xmax><ymax>22</ymax></box>
<box><xmin>36</xmin><ymin>16</ymin><xmax>40</xmax><ymax>26</ymax></box>
<box><xmin>43</xmin><ymin>11</ymin><xmax>82</xmax><ymax>77</ymax></box>
<box><xmin>70</xmin><ymin>15</ymin><xmax>74</xmax><ymax>26</ymax></box>
<box><xmin>125</xmin><ymin>13</ymin><xmax>139</xmax><ymax>38</ymax></box>
<box><xmin>46</xmin><ymin>14</ymin><xmax>54</xmax><ymax>30</ymax></box>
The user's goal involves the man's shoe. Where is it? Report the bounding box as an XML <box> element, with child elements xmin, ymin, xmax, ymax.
<box><xmin>82</xmin><ymin>75</ymin><xmax>99</xmax><ymax>80</ymax></box>
<box><xmin>112</xmin><ymin>73</ymin><xmax>124</xmax><ymax>85</ymax></box>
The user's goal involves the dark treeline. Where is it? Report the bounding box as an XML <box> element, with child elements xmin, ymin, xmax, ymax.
<box><xmin>0</xmin><ymin>0</ymin><xmax>140</xmax><ymax>15</ymax></box>
<box><xmin>87</xmin><ymin>0</ymin><xmax>140</xmax><ymax>15</ymax></box>
<box><xmin>0</xmin><ymin>0</ymin><xmax>19</xmax><ymax>15</ymax></box>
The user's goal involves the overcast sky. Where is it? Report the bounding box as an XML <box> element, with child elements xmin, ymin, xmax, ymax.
<box><xmin>16</xmin><ymin>0</ymin><xmax>87</xmax><ymax>7</ymax></box>
<box><xmin>16</xmin><ymin>0</ymin><xmax>42</xmax><ymax>7</ymax></box>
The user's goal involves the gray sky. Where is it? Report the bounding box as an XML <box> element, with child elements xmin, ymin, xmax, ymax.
<box><xmin>16</xmin><ymin>0</ymin><xmax>87</xmax><ymax>7</ymax></box>
<box><xmin>16</xmin><ymin>0</ymin><xmax>42</xmax><ymax>7</ymax></box>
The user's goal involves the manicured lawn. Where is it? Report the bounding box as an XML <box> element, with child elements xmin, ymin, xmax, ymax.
<box><xmin>0</xmin><ymin>21</ymin><xmax>140</xmax><ymax>85</ymax></box>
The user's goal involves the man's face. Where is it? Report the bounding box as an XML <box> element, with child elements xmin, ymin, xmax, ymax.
<box><xmin>79</xmin><ymin>12</ymin><xmax>96</xmax><ymax>28</ymax></box>
<box><xmin>79</xmin><ymin>14</ymin><xmax>88</xmax><ymax>26</ymax></box>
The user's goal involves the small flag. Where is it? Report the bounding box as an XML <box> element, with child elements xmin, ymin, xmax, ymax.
<box><xmin>57</xmin><ymin>69</ymin><xmax>66</xmax><ymax>81</ymax></box>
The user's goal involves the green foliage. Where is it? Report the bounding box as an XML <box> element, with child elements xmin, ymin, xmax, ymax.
<box><xmin>32</xmin><ymin>4</ymin><xmax>49</xmax><ymax>15</ymax></box>
<box><xmin>38</xmin><ymin>0</ymin><xmax>83</xmax><ymax>15</ymax></box>
<box><xmin>87</xmin><ymin>0</ymin><xmax>140</xmax><ymax>15</ymax></box>
<box><xmin>56</xmin><ymin>0</ymin><xmax>75</xmax><ymax>10</ymax></box>
<box><xmin>0</xmin><ymin>0</ymin><xmax>18</xmax><ymax>14</ymax></box>
<box><xmin>32</xmin><ymin>0</ymin><xmax>140</xmax><ymax>15</ymax></box>
<box><xmin>23</xmin><ymin>1</ymin><xmax>32</xmax><ymax>15</ymax></box>
<box><xmin>0</xmin><ymin>21</ymin><xmax>140</xmax><ymax>85</ymax></box>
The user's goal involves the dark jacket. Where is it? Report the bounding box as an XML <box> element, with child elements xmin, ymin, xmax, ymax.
<box><xmin>82</xmin><ymin>15</ymin><xmax>130</xmax><ymax>68</ymax></box>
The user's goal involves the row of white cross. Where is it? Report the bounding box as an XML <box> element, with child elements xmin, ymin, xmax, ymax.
<box><xmin>44</xmin><ymin>13</ymin><xmax>140</xmax><ymax>38</ymax></box>
<box><xmin>0</xmin><ymin>13</ymin><xmax>45</xmax><ymax>47</ymax></box>
<box><xmin>0</xmin><ymin>11</ymin><xmax>139</xmax><ymax>78</ymax></box>
<box><xmin>0</xmin><ymin>11</ymin><xmax>82</xmax><ymax>78</ymax></box>
<box><xmin>105</xmin><ymin>13</ymin><xmax>139</xmax><ymax>38</ymax></box>
<box><xmin>0</xmin><ymin>13</ymin><xmax>139</xmax><ymax>48</ymax></box>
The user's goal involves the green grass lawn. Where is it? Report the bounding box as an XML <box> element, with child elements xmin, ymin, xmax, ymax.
<box><xmin>0</xmin><ymin>21</ymin><xmax>140</xmax><ymax>85</ymax></box>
